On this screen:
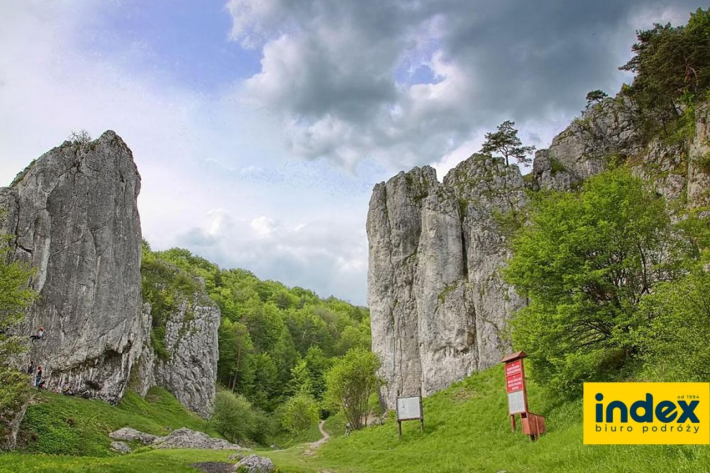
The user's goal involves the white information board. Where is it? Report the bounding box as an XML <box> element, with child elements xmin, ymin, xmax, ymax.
<box><xmin>397</xmin><ymin>396</ymin><xmax>422</xmax><ymax>421</ymax></box>
<box><xmin>508</xmin><ymin>390</ymin><xmax>526</xmax><ymax>415</ymax></box>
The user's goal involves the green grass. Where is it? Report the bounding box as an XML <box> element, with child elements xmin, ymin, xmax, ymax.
<box><xmin>0</xmin><ymin>449</ymin><xmax>232</xmax><ymax>473</ymax></box>
<box><xmin>270</xmin><ymin>422</ymin><xmax>323</xmax><ymax>449</ymax></box>
<box><xmin>7</xmin><ymin>367</ymin><xmax>710</xmax><ymax>472</ymax></box>
<box><xmin>259</xmin><ymin>366</ymin><xmax>710</xmax><ymax>473</ymax></box>
<box><xmin>323</xmin><ymin>412</ymin><xmax>347</xmax><ymax>439</ymax></box>
<box><xmin>17</xmin><ymin>387</ymin><xmax>219</xmax><ymax>457</ymax></box>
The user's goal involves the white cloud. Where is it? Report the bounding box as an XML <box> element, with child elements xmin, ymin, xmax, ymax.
<box><xmin>2</xmin><ymin>0</ymin><xmax>704</xmax><ymax>306</ymax></box>
<box><xmin>178</xmin><ymin>210</ymin><xmax>368</xmax><ymax>304</ymax></box>
<box><xmin>0</xmin><ymin>0</ymin><xmax>375</xmax><ymax>304</ymax></box>
<box><xmin>228</xmin><ymin>0</ymin><xmax>706</xmax><ymax>171</ymax></box>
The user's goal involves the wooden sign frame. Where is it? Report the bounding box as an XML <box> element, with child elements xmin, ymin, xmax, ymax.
<box><xmin>396</xmin><ymin>389</ymin><xmax>424</xmax><ymax>436</ymax></box>
<box><xmin>501</xmin><ymin>351</ymin><xmax>545</xmax><ymax>440</ymax></box>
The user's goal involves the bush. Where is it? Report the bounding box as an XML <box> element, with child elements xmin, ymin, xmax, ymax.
<box><xmin>0</xmin><ymin>368</ymin><xmax>31</xmax><ymax>449</ymax></box>
<box><xmin>637</xmin><ymin>269</ymin><xmax>710</xmax><ymax>381</ymax></box>
<box><xmin>505</xmin><ymin>169</ymin><xmax>678</xmax><ymax>393</ymax></box>
<box><xmin>325</xmin><ymin>348</ymin><xmax>383</xmax><ymax>430</ymax></box>
<box><xmin>210</xmin><ymin>391</ymin><xmax>274</xmax><ymax>444</ymax></box>
<box><xmin>278</xmin><ymin>392</ymin><xmax>319</xmax><ymax>435</ymax></box>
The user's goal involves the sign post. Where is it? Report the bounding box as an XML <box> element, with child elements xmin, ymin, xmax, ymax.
<box><xmin>502</xmin><ymin>351</ymin><xmax>545</xmax><ymax>440</ymax></box>
<box><xmin>396</xmin><ymin>389</ymin><xmax>423</xmax><ymax>437</ymax></box>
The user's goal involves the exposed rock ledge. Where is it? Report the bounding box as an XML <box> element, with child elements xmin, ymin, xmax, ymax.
<box><xmin>109</xmin><ymin>427</ymin><xmax>246</xmax><ymax>451</ymax></box>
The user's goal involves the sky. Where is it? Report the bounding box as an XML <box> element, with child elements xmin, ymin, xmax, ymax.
<box><xmin>0</xmin><ymin>0</ymin><xmax>704</xmax><ymax>306</ymax></box>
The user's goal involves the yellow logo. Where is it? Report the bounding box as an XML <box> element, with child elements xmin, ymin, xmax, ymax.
<box><xmin>584</xmin><ymin>382</ymin><xmax>710</xmax><ymax>444</ymax></box>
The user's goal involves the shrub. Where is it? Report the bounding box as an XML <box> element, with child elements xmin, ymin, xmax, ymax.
<box><xmin>325</xmin><ymin>348</ymin><xmax>383</xmax><ymax>430</ymax></box>
<box><xmin>505</xmin><ymin>169</ymin><xmax>679</xmax><ymax>393</ymax></box>
<box><xmin>278</xmin><ymin>392</ymin><xmax>319</xmax><ymax>435</ymax></box>
<box><xmin>210</xmin><ymin>391</ymin><xmax>274</xmax><ymax>444</ymax></box>
<box><xmin>637</xmin><ymin>269</ymin><xmax>710</xmax><ymax>381</ymax></box>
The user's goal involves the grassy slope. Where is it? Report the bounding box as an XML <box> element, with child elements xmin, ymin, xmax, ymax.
<box><xmin>0</xmin><ymin>449</ymin><xmax>233</xmax><ymax>473</ymax></box>
<box><xmin>262</xmin><ymin>366</ymin><xmax>710</xmax><ymax>473</ymax></box>
<box><xmin>16</xmin><ymin>387</ymin><xmax>219</xmax><ymax>457</ymax></box>
<box><xmin>4</xmin><ymin>367</ymin><xmax>710</xmax><ymax>472</ymax></box>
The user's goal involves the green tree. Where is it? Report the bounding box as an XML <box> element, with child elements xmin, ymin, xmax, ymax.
<box><xmin>0</xmin><ymin>212</ymin><xmax>36</xmax><ymax>446</ymax></box>
<box><xmin>335</xmin><ymin>324</ymin><xmax>370</xmax><ymax>356</ymax></box>
<box><xmin>278</xmin><ymin>392</ymin><xmax>320</xmax><ymax>435</ymax></box>
<box><xmin>620</xmin><ymin>8</ymin><xmax>710</xmax><ymax>134</ymax></box>
<box><xmin>287</xmin><ymin>359</ymin><xmax>313</xmax><ymax>396</ymax></box>
<box><xmin>505</xmin><ymin>169</ymin><xmax>677</xmax><ymax>392</ymax></box>
<box><xmin>303</xmin><ymin>346</ymin><xmax>332</xmax><ymax>400</ymax></box>
<box><xmin>324</xmin><ymin>348</ymin><xmax>383</xmax><ymax>430</ymax></box>
<box><xmin>210</xmin><ymin>390</ymin><xmax>274</xmax><ymax>444</ymax></box>
<box><xmin>637</xmin><ymin>269</ymin><xmax>710</xmax><ymax>382</ymax></box>
<box><xmin>480</xmin><ymin>120</ymin><xmax>535</xmax><ymax>166</ymax></box>
<box><xmin>585</xmin><ymin>90</ymin><xmax>608</xmax><ymax>107</ymax></box>
<box><xmin>217</xmin><ymin>319</ymin><xmax>254</xmax><ymax>394</ymax></box>
<box><xmin>248</xmin><ymin>353</ymin><xmax>280</xmax><ymax>411</ymax></box>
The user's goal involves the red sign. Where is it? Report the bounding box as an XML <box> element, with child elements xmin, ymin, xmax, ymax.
<box><xmin>502</xmin><ymin>351</ymin><xmax>545</xmax><ymax>440</ymax></box>
<box><xmin>506</xmin><ymin>373</ymin><xmax>524</xmax><ymax>393</ymax></box>
<box><xmin>505</xmin><ymin>360</ymin><xmax>522</xmax><ymax>377</ymax></box>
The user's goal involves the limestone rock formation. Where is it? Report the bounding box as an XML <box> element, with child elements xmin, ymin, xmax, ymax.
<box><xmin>2</xmin><ymin>131</ymin><xmax>144</xmax><ymax>403</ymax></box>
<box><xmin>109</xmin><ymin>427</ymin><xmax>159</xmax><ymax>445</ymax></box>
<box><xmin>539</xmin><ymin>97</ymin><xmax>710</xmax><ymax>208</ymax></box>
<box><xmin>546</xmin><ymin>97</ymin><xmax>642</xmax><ymax>181</ymax></box>
<box><xmin>1</xmin><ymin>131</ymin><xmax>221</xmax><ymax>423</ymax></box>
<box><xmin>154</xmin><ymin>427</ymin><xmax>244</xmax><ymax>450</ymax></box>
<box><xmin>108</xmin><ymin>426</ymin><xmax>245</xmax><ymax>451</ymax></box>
<box><xmin>110</xmin><ymin>441</ymin><xmax>132</xmax><ymax>454</ymax></box>
<box><xmin>368</xmin><ymin>156</ymin><xmax>526</xmax><ymax>408</ymax></box>
<box><xmin>137</xmin><ymin>293</ymin><xmax>220</xmax><ymax>419</ymax></box>
<box><xmin>369</xmin><ymin>97</ymin><xmax>710</xmax><ymax>409</ymax></box>
<box><xmin>0</xmin><ymin>399</ymin><xmax>29</xmax><ymax>451</ymax></box>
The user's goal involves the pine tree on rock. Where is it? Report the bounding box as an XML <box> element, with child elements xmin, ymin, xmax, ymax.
<box><xmin>480</xmin><ymin>120</ymin><xmax>535</xmax><ymax>166</ymax></box>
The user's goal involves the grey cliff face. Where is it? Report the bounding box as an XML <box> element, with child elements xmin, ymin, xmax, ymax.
<box><xmin>2</xmin><ymin>131</ymin><xmax>143</xmax><ymax>403</ymax></box>
<box><xmin>1</xmin><ymin>131</ymin><xmax>221</xmax><ymax>420</ymax></box>
<box><xmin>144</xmin><ymin>294</ymin><xmax>220</xmax><ymax>419</ymax></box>
<box><xmin>368</xmin><ymin>157</ymin><xmax>526</xmax><ymax>408</ymax></box>
<box><xmin>369</xmin><ymin>97</ymin><xmax>710</xmax><ymax>409</ymax></box>
<box><xmin>546</xmin><ymin>97</ymin><xmax>642</xmax><ymax>182</ymax></box>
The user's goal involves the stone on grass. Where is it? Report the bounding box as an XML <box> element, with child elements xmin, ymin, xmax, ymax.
<box><xmin>154</xmin><ymin>427</ymin><xmax>244</xmax><ymax>451</ymax></box>
<box><xmin>109</xmin><ymin>427</ymin><xmax>159</xmax><ymax>445</ymax></box>
<box><xmin>110</xmin><ymin>441</ymin><xmax>132</xmax><ymax>454</ymax></box>
<box><xmin>234</xmin><ymin>455</ymin><xmax>275</xmax><ymax>473</ymax></box>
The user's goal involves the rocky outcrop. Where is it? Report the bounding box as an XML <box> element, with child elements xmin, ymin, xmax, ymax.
<box><xmin>108</xmin><ymin>426</ymin><xmax>245</xmax><ymax>451</ymax></box>
<box><xmin>369</xmin><ymin>97</ymin><xmax>710</xmax><ymax>409</ymax></box>
<box><xmin>0</xmin><ymin>131</ymin><xmax>220</xmax><ymax>425</ymax></box>
<box><xmin>687</xmin><ymin>103</ymin><xmax>710</xmax><ymax>208</ymax></box>
<box><xmin>154</xmin><ymin>427</ymin><xmax>244</xmax><ymax>450</ymax></box>
<box><xmin>137</xmin><ymin>293</ymin><xmax>220</xmax><ymax>419</ymax></box>
<box><xmin>109</xmin><ymin>427</ymin><xmax>159</xmax><ymax>445</ymax></box>
<box><xmin>110</xmin><ymin>441</ymin><xmax>132</xmax><ymax>454</ymax></box>
<box><xmin>546</xmin><ymin>97</ymin><xmax>642</xmax><ymax>182</ymax></box>
<box><xmin>368</xmin><ymin>156</ymin><xmax>526</xmax><ymax>408</ymax></box>
<box><xmin>537</xmin><ymin>97</ymin><xmax>710</xmax><ymax>208</ymax></box>
<box><xmin>0</xmin><ymin>398</ymin><xmax>29</xmax><ymax>451</ymax></box>
<box><xmin>2</xmin><ymin>131</ymin><xmax>144</xmax><ymax>403</ymax></box>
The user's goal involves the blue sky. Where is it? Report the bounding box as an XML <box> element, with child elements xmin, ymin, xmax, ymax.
<box><xmin>81</xmin><ymin>0</ymin><xmax>261</xmax><ymax>91</ymax></box>
<box><xmin>0</xmin><ymin>0</ymin><xmax>704</xmax><ymax>305</ymax></box>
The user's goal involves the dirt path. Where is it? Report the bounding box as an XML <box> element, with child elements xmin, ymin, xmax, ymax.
<box><xmin>304</xmin><ymin>420</ymin><xmax>330</xmax><ymax>456</ymax></box>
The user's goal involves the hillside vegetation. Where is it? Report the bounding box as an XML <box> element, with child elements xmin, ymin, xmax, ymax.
<box><xmin>142</xmin><ymin>242</ymin><xmax>370</xmax><ymax>441</ymax></box>
<box><xmin>17</xmin><ymin>387</ymin><xmax>218</xmax><ymax>457</ymax></box>
<box><xmin>3</xmin><ymin>365</ymin><xmax>709</xmax><ymax>472</ymax></box>
<box><xmin>263</xmin><ymin>366</ymin><xmax>710</xmax><ymax>473</ymax></box>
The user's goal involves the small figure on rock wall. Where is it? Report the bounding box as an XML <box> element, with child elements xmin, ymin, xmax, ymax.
<box><xmin>29</xmin><ymin>327</ymin><xmax>44</xmax><ymax>341</ymax></box>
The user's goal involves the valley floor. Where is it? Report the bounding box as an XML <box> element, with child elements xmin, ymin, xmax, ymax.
<box><xmin>3</xmin><ymin>367</ymin><xmax>710</xmax><ymax>472</ymax></box>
